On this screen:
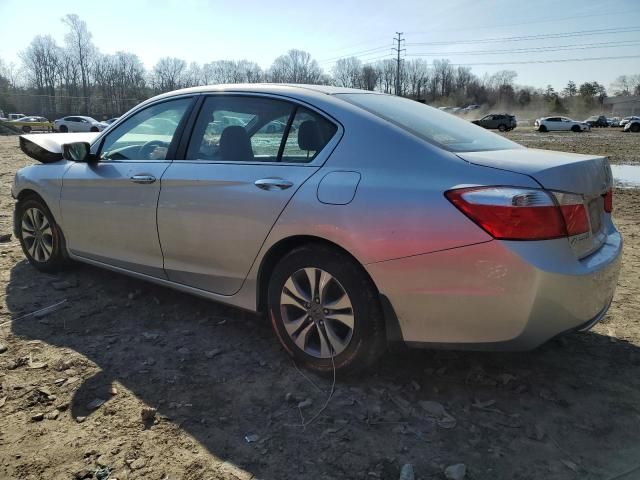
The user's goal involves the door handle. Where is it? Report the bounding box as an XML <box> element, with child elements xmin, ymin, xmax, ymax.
<box><xmin>254</xmin><ymin>178</ymin><xmax>294</xmax><ymax>191</ymax></box>
<box><xmin>130</xmin><ymin>174</ymin><xmax>156</xmax><ymax>184</ymax></box>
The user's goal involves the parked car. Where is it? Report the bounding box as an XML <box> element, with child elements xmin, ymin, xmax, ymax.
<box><xmin>13</xmin><ymin>85</ymin><xmax>621</xmax><ymax>374</ymax></box>
<box><xmin>585</xmin><ymin>115</ymin><xmax>609</xmax><ymax>128</ymax></box>
<box><xmin>8</xmin><ymin>113</ymin><xmax>26</xmax><ymax>121</ymax></box>
<box><xmin>607</xmin><ymin>117</ymin><xmax>620</xmax><ymax>127</ymax></box>
<box><xmin>472</xmin><ymin>113</ymin><xmax>517</xmax><ymax>132</ymax></box>
<box><xmin>10</xmin><ymin>116</ymin><xmax>52</xmax><ymax>133</ymax></box>
<box><xmin>619</xmin><ymin>116</ymin><xmax>639</xmax><ymax>128</ymax></box>
<box><xmin>624</xmin><ymin>118</ymin><xmax>640</xmax><ymax>132</ymax></box>
<box><xmin>535</xmin><ymin>117</ymin><xmax>590</xmax><ymax>132</ymax></box>
<box><xmin>102</xmin><ymin>117</ymin><xmax>120</xmax><ymax>126</ymax></box>
<box><xmin>53</xmin><ymin>116</ymin><xmax>106</xmax><ymax>133</ymax></box>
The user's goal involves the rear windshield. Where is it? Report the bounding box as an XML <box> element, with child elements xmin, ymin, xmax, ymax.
<box><xmin>337</xmin><ymin>93</ymin><xmax>522</xmax><ymax>153</ymax></box>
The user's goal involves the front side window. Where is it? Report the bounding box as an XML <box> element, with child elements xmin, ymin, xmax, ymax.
<box><xmin>338</xmin><ymin>93</ymin><xmax>521</xmax><ymax>153</ymax></box>
<box><xmin>99</xmin><ymin>98</ymin><xmax>191</xmax><ymax>161</ymax></box>
<box><xmin>186</xmin><ymin>96</ymin><xmax>337</xmax><ymax>163</ymax></box>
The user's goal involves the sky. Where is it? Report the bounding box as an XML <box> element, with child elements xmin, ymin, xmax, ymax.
<box><xmin>1</xmin><ymin>0</ymin><xmax>639</xmax><ymax>91</ymax></box>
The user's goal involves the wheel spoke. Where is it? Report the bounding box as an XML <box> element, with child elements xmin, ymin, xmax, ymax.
<box><xmin>303</xmin><ymin>268</ymin><xmax>318</xmax><ymax>300</ymax></box>
<box><xmin>26</xmin><ymin>238</ymin><xmax>37</xmax><ymax>258</ymax></box>
<box><xmin>326</xmin><ymin>312</ymin><xmax>355</xmax><ymax>330</ymax></box>
<box><xmin>323</xmin><ymin>292</ymin><xmax>352</xmax><ymax>311</ymax></box>
<box><xmin>283</xmin><ymin>276</ymin><xmax>310</xmax><ymax>306</ymax></box>
<box><xmin>28</xmin><ymin>209</ymin><xmax>38</xmax><ymax>229</ymax></box>
<box><xmin>41</xmin><ymin>238</ymin><xmax>53</xmax><ymax>257</ymax></box>
<box><xmin>317</xmin><ymin>325</ymin><xmax>332</xmax><ymax>357</ymax></box>
<box><xmin>39</xmin><ymin>215</ymin><xmax>50</xmax><ymax>231</ymax></box>
<box><xmin>293</xmin><ymin>322</ymin><xmax>315</xmax><ymax>352</ymax></box>
<box><xmin>21</xmin><ymin>219</ymin><xmax>36</xmax><ymax>234</ymax></box>
<box><xmin>318</xmin><ymin>270</ymin><xmax>332</xmax><ymax>304</ymax></box>
<box><xmin>323</xmin><ymin>321</ymin><xmax>348</xmax><ymax>354</ymax></box>
<box><xmin>283</xmin><ymin>313</ymin><xmax>309</xmax><ymax>336</ymax></box>
<box><xmin>34</xmin><ymin>241</ymin><xmax>43</xmax><ymax>262</ymax></box>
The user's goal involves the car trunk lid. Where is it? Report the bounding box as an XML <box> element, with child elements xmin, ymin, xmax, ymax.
<box><xmin>457</xmin><ymin>148</ymin><xmax>613</xmax><ymax>258</ymax></box>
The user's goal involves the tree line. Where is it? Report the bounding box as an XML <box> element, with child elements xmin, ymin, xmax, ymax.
<box><xmin>1</xmin><ymin>14</ymin><xmax>639</xmax><ymax>120</ymax></box>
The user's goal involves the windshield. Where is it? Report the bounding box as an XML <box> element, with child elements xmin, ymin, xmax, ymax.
<box><xmin>337</xmin><ymin>93</ymin><xmax>521</xmax><ymax>153</ymax></box>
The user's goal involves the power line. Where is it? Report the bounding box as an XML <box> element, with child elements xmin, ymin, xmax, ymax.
<box><xmin>319</xmin><ymin>45</ymin><xmax>394</xmax><ymax>63</ymax></box>
<box><xmin>406</xmin><ymin>26</ymin><xmax>640</xmax><ymax>46</ymax></box>
<box><xmin>408</xmin><ymin>40</ymin><xmax>640</xmax><ymax>57</ymax></box>
<box><xmin>414</xmin><ymin>54</ymin><xmax>640</xmax><ymax>67</ymax></box>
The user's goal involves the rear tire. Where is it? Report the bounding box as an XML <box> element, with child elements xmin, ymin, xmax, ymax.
<box><xmin>22</xmin><ymin>125</ymin><xmax>31</xmax><ymax>133</ymax></box>
<box><xmin>59</xmin><ymin>125</ymin><xmax>68</xmax><ymax>133</ymax></box>
<box><xmin>498</xmin><ymin>124</ymin><xmax>506</xmax><ymax>132</ymax></box>
<box><xmin>539</xmin><ymin>125</ymin><xmax>548</xmax><ymax>132</ymax></box>
<box><xmin>90</xmin><ymin>126</ymin><xmax>99</xmax><ymax>132</ymax></box>
<box><xmin>15</xmin><ymin>196</ymin><xmax>70</xmax><ymax>273</ymax></box>
<box><xmin>631</xmin><ymin>123</ymin><xmax>640</xmax><ymax>133</ymax></box>
<box><xmin>268</xmin><ymin>244</ymin><xmax>386</xmax><ymax>375</ymax></box>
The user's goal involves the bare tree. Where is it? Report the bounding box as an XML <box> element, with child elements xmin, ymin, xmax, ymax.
<box><xmin>361</xmin><ymin>65</ymin><xmax>379</xmax><ymax>91</ymax></box>
<box><xmin>151</xmin><ymin>57</ymin><xmax>187</xmax><ymax>92</ymax></box>
<box><xmin>269</xmin><ymin>49</ymin><xmax>323</xmax><ymax>84</ymax></box>
<box><xmin>20</xmin><ymin>35</ymin><xmax>61</xmax><ymax>117</ymax></box>
<box><xmin>62</xmin><ymin>14</ymin><xmax>95</xmax><ymax>114</ymax></box>
<box><xmin>405</xmin><ymin>59</ymin><xmax>429</xmax><ymax>98</ymax></box>
<box><xmin>332</xmin><ymin>57</ymin><xmax>363</xmax><ymax>88</ymax></box>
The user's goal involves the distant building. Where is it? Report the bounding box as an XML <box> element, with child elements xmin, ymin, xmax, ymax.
<box><xmin>604</xmin><ymin>95</ymin><xmax>640</xmax><ymax>116</ymax></box>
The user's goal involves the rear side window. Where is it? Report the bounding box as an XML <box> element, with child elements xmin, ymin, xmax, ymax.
<box><xmin>186</xmin><ymin>96</ymin><xmax>337</xmax><ymax>163</ymax></box>
<box><xmin>338</xmin><ymin>93</ymin><xmax>521</xmax><ymax>153</ymax></box>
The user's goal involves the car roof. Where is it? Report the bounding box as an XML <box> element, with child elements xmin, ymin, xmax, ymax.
<box><xmin>142</xmin><ymin>83</ymin><xmax>383</xmax><ymax>106</ymax></box>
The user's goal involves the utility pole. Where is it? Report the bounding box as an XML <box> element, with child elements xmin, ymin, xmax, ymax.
<box><xmin>392</xmin><ymin>32</ymin><xmax>405</xmax><ymax>96</ymax></box>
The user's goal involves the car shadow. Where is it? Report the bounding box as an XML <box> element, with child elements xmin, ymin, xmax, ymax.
<box><xmin>5</xmin><ymin>259</ymin><xmax>640</xmax><ymax>479</ymax></box>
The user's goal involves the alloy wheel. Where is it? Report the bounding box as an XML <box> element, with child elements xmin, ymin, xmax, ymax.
<box><xmin>279</xmin><ymin>267</ymin><xmax>354</xmax><ymax>358</ymax></box>
<box><xmin>21</xmin><ymin>207</ymin><xmax>53</xmax><ymax>262</ymax></box>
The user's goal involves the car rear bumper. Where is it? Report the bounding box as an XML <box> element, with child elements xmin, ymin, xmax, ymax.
<box><xmin>366</xmin><ymin>224</ymin><xmax>622</xmax><ymax>350</ymax></box>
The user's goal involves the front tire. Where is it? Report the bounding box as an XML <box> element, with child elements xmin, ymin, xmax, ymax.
<box><xmin>539</xmin><ymin>125</ymin><xmax>548</xmax><ymax>132</ymax></box>
<box><xmin>498</xmin><ymin>124</ymin><xmax>506</xmax><ymax>132</ymax></box>
<box><xmin>59</xmin><ymin>125</ymin><xmax>68</xmax><ymax>133</ymax></box>
<box><xmin>22</xmin><ymin>125</ymin><xmax>32</xmax><ymax>133</ymax></box>
<box><xmin>571</xmin><ymin>125</ymin><xmax>580</xmax><ymax>133</ymax></box>
<box><xmin>16</xmin><ymin>196</ymin><xmax>70</xmax><ymax>273</ymax></box>
<box><xmin>268</xmin><ymin>244</ymin><xmax>386</xmax><ymax>375</ymax></box>
<box><xmin>631</xmin><ymin>123</ymin><xmax>640</xmax><ymax>133</ymax></box>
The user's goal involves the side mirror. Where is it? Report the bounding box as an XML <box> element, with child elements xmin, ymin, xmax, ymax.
<box><xmin>62</xmin><ymin>142</ymin><xmax>91</xmax><ymax>162</ymax></box>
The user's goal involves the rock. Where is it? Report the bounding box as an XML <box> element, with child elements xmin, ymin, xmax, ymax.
<box><xmin>74</xmin><ymin>468</ymin><xmax>93</xmax><ymax>479</ymax></box>
<box><xmin>399</xmin><ymin>463</ymin><xmax>415</xmax><ymax>480</ymax></box>
<box><xmin>561</xmin><ymin>459</ymin><xmax>579</xmax><ymax>472</ymax></box>
<box><xmin>0</xmin><ymin>396</ymin><xmax>6</xmax><ymax>408</ymax></box>
<box><xmin>419</xmin><ymin>400</ymin><xmax>457</xmax><ymax>429</ymax></box>
<box><xmin>177</xmin><ymin>347</ymin><xmax>190</xmax><ymax>355</ymax></box>
<box><xmin>142</xmin><ymin>332</ymin><xmax>160</xmax><ymax>341</ymax></box>
<box><xmin>285</xmin><ymin>392</ymin><xmax>300</xmax><ymax>404</ymax></box>
<box><xmin>76</xmin><ymin>416</ymin><xmax>86</xmax><ymax>423</ymax></box>
<box><xmin>87</xmin><ymin>398</ymin><xmax>106</xmax><ymax>410</ymax></box>
<box><xmin>109</xmin><ymin>385</ymin><xmax>118</xmax><ymax>396</ymax></box>
<box><xmin>45</xmin><ymin>410</ymin><xmax>59</xmax><ymax>420</ymax></box>
<box><xmin>245</xmin><ymin>433</ymin><xmax>259</xmax><ymax>443</ymax></box>
<box><xmin>141</xmin><ymin>406</ymin><xmax>157</xmax><ymax>422</ymax></box>
<box><xmin>297</xmin><ymin>398</ymin><xmax>313</xmax><ymax>409</ymax></box>
<box><xmin>0</xmin><ymin>233</ymin><xmax>12</xmax><ymax>243</ymax></box>
<box><xmin>129</xmin><ymin>457</ymin><xmax>147</xmax><ymax>470</ymax></box>
<box><xmin>56</xmin><ymin>401</ymin><xmax>70</xmax><ymax>411</ymax></box>
<box><xmin>444</xmin><ymin>463</ymin><xmax>466</xmax><ymax>480</ymax></box>
<box><xmin>205</xmin><ymin>348</ymin><xmax>223</xmax><ymax>359</ymax></box>
<box><xmin>28</xmin><ymin>361</ymin><xmax>48</xmax><ymax>370</ymax></box>
<box><xmin>31</xmin><ymin>412</ymin><xmax>44</xmax><ymax>422</ymax></box>
<box><xmin>410</xmin><ymin>380</ymin><xmax>421</xmax><ymax>391</ymax></box>
<box><xmin>0</xmin><ymin>343</ymin><xmax>7</xmax><ymax>354</ymax></box>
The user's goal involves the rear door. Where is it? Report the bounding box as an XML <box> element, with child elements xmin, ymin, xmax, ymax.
<box><xmin>60</xmin><ymin>96</ymin><xmax>194</xmax><ymax>277</ymax></box>
<box><xmin>157</xmin><ymin>94</ymin><xmax>340</xmax><ymax>295</ymax></box>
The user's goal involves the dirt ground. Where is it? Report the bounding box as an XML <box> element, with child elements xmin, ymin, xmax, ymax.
<box><xmin>502</xmin><ymin>127</ymin><xmax>640</xmax><ymax>166</ymax></box>
<box><xmin>0</xmin><ymin>131</ymin><xmax>639</xmax><ymax>480</ymax></box>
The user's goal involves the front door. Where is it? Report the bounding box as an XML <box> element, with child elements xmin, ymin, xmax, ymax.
<box><xmin>60</xmin><ymin>96</ymin><xmax>194</xmax><ymax>277</ymax></box>
<box><xmin>157</xmin><ymin>95</ymin><xmax>339</xmax><ymax>295</ymax></box>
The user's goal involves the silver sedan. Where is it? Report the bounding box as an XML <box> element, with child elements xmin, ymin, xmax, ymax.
<box><xmin>12</xmin><ymin>84</ymin><xmax>622</xmax><ymax>374</ymax></box>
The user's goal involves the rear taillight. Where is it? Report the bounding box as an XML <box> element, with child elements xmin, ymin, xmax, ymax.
<box><xmin>445</xmin><ymin>186</ymin><xmax>589</xmax><ymax>241</ymax></box>
<box><xmin>603</xmin><ymin>189</ymin><xmax>613</xmax><ymax>213</ymax></box>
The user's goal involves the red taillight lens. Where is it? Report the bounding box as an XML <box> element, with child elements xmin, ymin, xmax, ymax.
<box><xmin>446</xmin><ymin>187</ymin><xmax>589</xmax><ymax>241</ymax></box>
<box><xmin>603</xmin><ymin>189</ymin><xmax>613</xmax><ymax>213</ymax></box>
